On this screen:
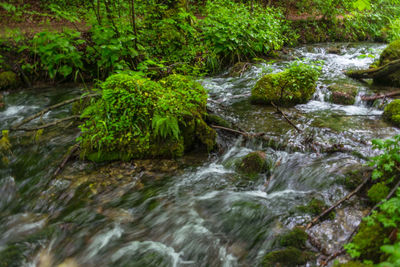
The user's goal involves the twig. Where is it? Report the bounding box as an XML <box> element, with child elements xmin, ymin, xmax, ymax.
<box><xmin>11</xmin><ymin>93</ymin><xmax>99</xmax><ymax>130</ymax></box>
<box><xmin>210</xmin><ymin>125</ymin><xmax>250</xmax><ymax>137</ymax></box>
<box><xmin>271</xmin><ymin>101</ymin><xmax>302</xmax><ymax>133</ymax></box>
<box><xmin>306</xmin><ymin>174</ymin><xmax>370</xmax><ymax>230</ymax></box>
<box><xmin>53</xmin><ymin>144</ymin><xmax>80</xmax><ymax>178</ymax></box>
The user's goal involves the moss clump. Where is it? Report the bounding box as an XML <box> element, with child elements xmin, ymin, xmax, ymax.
<box><xmin>298</xmin><ymin>198</ymin><xmax>335</xmax><ymax>220</ymax></box>
<box><xmin>378</xmin><ymin>40</ymin><xmax>400</xmax><ymax>66</ymax></box>
<box><xmin>251</xmin><ymin>62</ymin><xmax>320</xmax><ymax>106</ymax></box>
<box><xmin>262</xmin><ymin>247</ymin><xmax>315</xmax><ymax>267</ymax></box>
<box><xmin>205</xmin><ymin>113</ymin><xmax>232</xmax><ymax>128</ymax></box>
<box><xmin>367</xmin><ymin>182</ymin><xmax>389</xmax><ymax>204</ymax></box>
<box><xmin>0</xmin><ymin>71</ymin><xmax>18</xmax><ymax>90</ymax></box>
<box><xmin>383</xmin><ymin>99</ymin><xmax>400</xmax><ymax>127</ymax></box>
<box><xmin>79</xmin><ymin>73</ymin><xmax>216</xmax><ymax>162</ymax></box>
<box><xmin>349</xmin><ymin>221</ymin><xmax>391</xmax><ymax>262</ymax></box>
<box><xmin>342</xmin><ymin>167</ymin><xmax>367</xmax><ymax>191</ymax></box>
<box><xmin>279</xmin><ymin>227</ymin><xmax>308</xmax><ymax>249</ymax></box>
<box><xmin>235</xmin><ymin>151</ymin><xmax>268</xmax><ymax>177</ymax></box>
<box><xmin>328</xmin><ymin>83</ymin><xmax>358</xmax><ymax>105</ymax></box>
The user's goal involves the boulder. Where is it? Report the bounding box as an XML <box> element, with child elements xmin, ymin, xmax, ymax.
<box><xmin>235</xmin><ymin>151</ymin><xmax>268</xmax><ymax>178</ymax></box>
<box><xmin>328</xmin><ymin>83</ymin><xmax>358</xmax><ymax>105</ymax></box>
<box><xmin>383</xmin><ymin>99</ymin><xmax>400</xmax><ymax>126</ymax></box>
<box><xmin>251</xmin><ymin>62</ymin><xmax>319</xmax><ymax>106</ymax></box>
<box><xmin>262</xmin><ymin>247</ymin><xmax>315</xmax><ymax>266</ymax></box>
<box><xmin>0</xmin><ymin>71</ymin><xmax>18</xmax><ymax>90</ymax></box>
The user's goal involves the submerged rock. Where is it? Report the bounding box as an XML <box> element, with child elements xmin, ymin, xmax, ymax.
<box><xmin>235</xmin><ymin>151</ymin><xmax>268</xmax><ymax>178</ymax></box>
<box><xmin>383</xmin><ymin>99</ymin><xmax>400</xmax><ymax>127</ymax></box>
<box><xmin>251</xmin><ymin>62</ymin><xmax>319</xmax><ymax>106</ymax></box>
<box><xmin>328</xmin><ymin>83</ymin><xmax>358</xmax><ymax>105</ymax></box>
<box><xmin>0</xmin><ymin>71</ymin><xmax>18</xmax><ymax>90</ymax></box>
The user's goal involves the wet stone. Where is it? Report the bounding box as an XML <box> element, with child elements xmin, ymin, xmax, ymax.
<box><xmin>328</xmin><ymin>83</ymin><xmax>358</xmax><ymax>105</ymax></box>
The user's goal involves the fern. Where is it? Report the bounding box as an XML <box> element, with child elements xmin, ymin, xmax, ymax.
<box><xmin>152</xmin><ymin>114</ymin><xmax>180</xmax><ymax>140</ymax></box>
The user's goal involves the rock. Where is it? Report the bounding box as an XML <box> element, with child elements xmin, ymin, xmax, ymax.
<box><xmin>335</xmin><ymin>261</ymin><xmax>369</xmax><ymax>267</ymax></box>
<box><xmin>279</xmin><ymin>227</ymin><xmax>308</xmax><ymax>249</ymax></box>
<box><xmin>251</xmin><ymin>62</ymin><xmax>319</xmax><ymax>106</ymax></box>
<box><xmin>235</xmin><ymin>151</ymin><xmax>268</xmax><ymax>178</ymax></box>
<box><xmin>328</xmin><ymin>83</ymin><xmax>358</xmax><ymax>105</ymax></box>
<box><xmin>79</xmin><ymin>73</ymin><xmax>216</xmax><ymax>162</ymax></box>
<box><xmin>0</xmin><ymin>71</ymin><xmax>18</xmax><ymax>90</ymax></box>
<box><xmin>327</xmin><ymin>46</ymin><xmax>342</xmax><ymax>55</ymax></box>
<box><xmin>298</xmin><ymin>198</ymin><xmax>335</xmax><ymax>220</ymax></box>
<box><xmin>262</xmin><ymin>247</ymin><xmax>315</xmax><ymax>266</ymax></box>
<box><xmin>205</xmin><ymin>113</ymin><xmax>232</xmax><ymax>128</ymax></box>
<box><xmin>383</xmin><ymin>99</ymin><xmax>400</xmax><ymax>126</ymax></box>
<box><xmin>378</xmin><ymin>40</ymin><xmax>400</xmax><ymax>66</ymax></box>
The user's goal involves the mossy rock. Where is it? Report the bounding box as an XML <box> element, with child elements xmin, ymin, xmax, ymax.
<box><xmin>279</xmin><ymin>227</ymin><xmax>308</xmax><ymax>249</ymax></box>
<box><xmin>378</xmin><ymin>40</ymin><xmax>400</xmax><ymax>66</ymax></box>
<box><xmin>262</xmin><ymin>247</ymin><xmax>315</xmax><ymax>267</ymax></box>
<box><xmin>235</xmin><ymin>151</ymin><xmax>268</xmax><ymax>178</ymax></box>
<box><xmin>328</xmin><ymin>83</ymin><xmax>358</xmax><ymax>105</ymax></box>
<box><xmin>0</xmin><ymin>71</ymin><xmax>18</xmax><ymax>90</ymax></box>
<box><xmin>79</xmin><ymin>73</ymin><xmax>216</xmax><ymax>162</ymax></box>
<box><xmin>351</xmin><ymin>220</ymin><xmax>391</xmax><ymax>262</ymax></box>
<box><xmin>367</xmin><ymin>182</ymin><xmax>389</xmax><ymax>204</ymax></box>
<box><xmin>298</xmin><ymin>198</ymin><xmax>335</xmax><ymax>220</ymax></box>
<box><xmin>383</xmin><ymin>99</ymin><xmax>400</xmax><ymax>127</ymax></box>
<box><xmin>251</xmin><ymin>63</ymin><xmax>319</xmax><ymax>106</ymax></box>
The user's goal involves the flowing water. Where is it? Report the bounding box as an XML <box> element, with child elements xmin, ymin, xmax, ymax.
<box><xmin>1</xmin><ymin>43</ymin><xmax>399</xmax><ymax>267</ymax></box>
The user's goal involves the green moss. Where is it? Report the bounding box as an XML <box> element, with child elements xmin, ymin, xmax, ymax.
<box><xmin>0</xmin><ymin>244</ymin><xmax>24</xmax><ymax>267</ymax></box>
<box><xmin>235</xmin><ymin>151</ymin><xmax>268</xmax><ymax>178</ymax></box>
<box><xmin>383</xmin><ymin>99</ymin><xmax>400</xmax><ymax>127</ymax></box>
<box><xmin>328</xmin><ymin>83</ymin><xmax>358</xmax><ymax>105</ymax></box>
<box><xmin>334</xmin><ymin>261</ymin><xmax>371</xmax><ymax>267</ymax></box>
<box><xmin>262</xmin><ymin>247</ymin><xmax>315</xmax><ymax>267</ymax></box>
<box><xmin>350</xmin><ymin>221</ymin><xmax>391</xmax><ymax>262</ymax></box>
<box><xmin>79</xmin><ymin>73</ymin><xmax>216</xmax><ymax>162</ymax></box>
<box><xmin>367</xmin><ymin>182</ymin><xmax>389</xmax><ymax>204</ymax></box>
<box><xmin>279</xmin><ymin>227</ymin><xmax>308</xmax><ymax>249</ymax></box>
<box><xmin>378</xmin><ymin>40</ymin><xmax>400</xmax><ymax>66</ymax></box>
<box><xmin>298</xmin><ymin>198</ymin><xmax>335</xmax><ymax>220</ymax></box>
<box><xmin>251</xmin><ymin>62</ymin><xmax>319</xmax><ymax>106</ymax></box>
<box><xmin>0</xmin><ymin>71</ymin><xmax>18</xmax><ymax>90</ymax></box>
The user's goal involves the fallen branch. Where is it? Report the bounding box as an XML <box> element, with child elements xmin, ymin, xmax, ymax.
<box><xmin>321</xmin><ymin>178</ymin><xmax>400</xmax><ymax>266</ymax></box>
<box><xmin>345</xmin><ymin>59</ymin><xmax>400</xmax><ymax>80</ymax></box>
<box><xmin>210</xmin><ymin>125</ymin><xmax>250</xmax><ymax>137</ymax></box>
<box><xmin>53</xmin><ymin>144</ymin><xmax>80</xmax><ymax>178</ymax></box>
<box><xmin>16</xmin><ymin>115</ymin><xmax>81</xmax><ymax>131</ymax></box>
<box><xmin>11</xmin><ymin>93</ymin><xmax>99</xmax><ymax>130</ymax></box>
<box><xmin>271</xmin><ymin>101</ymin><xmax>302</xmax><ymax>133</ymax></box>
<box><xmin>361</xmin><ymin>90</ymin><xmax>400</xmax><ymax>101</ymax></box>
<box><xmin>306</xmin><ymin>173</ymin><xmax>370</xmax><ymax>230</ymax></box>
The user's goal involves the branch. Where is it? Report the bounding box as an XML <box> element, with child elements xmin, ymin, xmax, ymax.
<box><xmin>11</xmin><ymin>93</ymin><xmax>99</xmax><ymax>130</ymax></box>
<box><xmin>16</xmin><ymin>116</ymin><xmax>81</xmax><ymax>131</ymax></box>
<box><xmin>306</xmin><ymin>173</ymin><xmax>370</xmax><ymax>230</ymax></box>
<box><xmin>361</xmin><ymin>90</ymin><xmax>400</xmax><ymax>101</ymax></box>
<box><xmin>271</xmin><ymin>101</ymin><xmax>302</xmax><ymax>133</ymax></box>
<box><xmin>53</xmin><ymin>143</ymin><xmax>80</xmax><ymax>178</ymax></box>
<box><xmin>345</xmin><ymin>59</ymin><xmax>400</xmax><ymax>80</ymax></box>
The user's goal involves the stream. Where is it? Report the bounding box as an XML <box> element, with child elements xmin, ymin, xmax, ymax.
<box><xmin>1</xmin><ymin>43</ymin><xmax>399</xmax><ymax>267</ymax></box>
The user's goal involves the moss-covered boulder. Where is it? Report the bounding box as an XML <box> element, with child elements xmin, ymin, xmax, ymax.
<box><xmin>235</xmin><ymin>151</ymin><xmax>268</xmax><ymax>177</ymax></box>
<box><xmin>328</xmin><ymin>83</ymin><xmax>358</xmax><ymax>105</ymax></box>
<box><xmin>373</xmin><ymin>40</ymin><xmax>400</xmax><ymax>86</ymax></box>
<box><xmin>383</xmin><ymin>99</ymin><xmax>400</xmax><ymax>127</ymax></box>
<box><xmin>367</xmin><ymin>182</ymin><xmax>389</xmax><ymax>204</ymax></box>
<box><xmin>251</xmin><ymin>62</ymin><xmax>320</xmax><ymax>106</ymax></box>
<box><xmin>0</xmin><ymin>71</ymin><xmax>18</xmax><ymax>90</ymax></box>
<box><xmin>262</xmin><ymin>247</ymin><xmax>315</xmax><ymax>267</ymax></box>
<box><xmin>378</xmin><ymin>40</ymin><xmax>400</xmax><ymax>66</ymax></box>
<box><xmin>348</xmin><ymin>221</ymin><xmax>391</xmax><ymax>263</ymax></box>
<box><xmin>279</xmin><ymin>227</ymin><xmax>308</xmax><ymax>249</ymax></box>
<box><xmin>79</xmin><ymin>73</ymin><xmax>216</xmax><ymax>162</ymax></box>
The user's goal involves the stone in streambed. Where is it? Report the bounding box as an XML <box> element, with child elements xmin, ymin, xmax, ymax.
<box><xmin>261</xmin><ymin>247</ymin><xmax>315</xmax><ymax>267</ymax></box>
<box><xmin>235</xmin><ymin>151</ymin><xmax>268</xmax><ymax>178</ymax></box>
<box><xmin>383</xmin><ymin>99</ymin><xmax>400</xmax><ymax>127</ymax></box>
<box><xmin>328</xmin><ymin>83</ymin><xmax>358</xmax><ymax>105</ymax></box>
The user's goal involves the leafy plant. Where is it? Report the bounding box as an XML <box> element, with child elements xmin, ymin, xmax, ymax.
<box><xmin>152</xmin><ymin>114</ymin><xmax>180</xmax><ymax>140</ymax></box>
<box><xmin>368</xmin><ymin>135</ymin><xmax>400</xmax><ymax>181</ymax></box>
